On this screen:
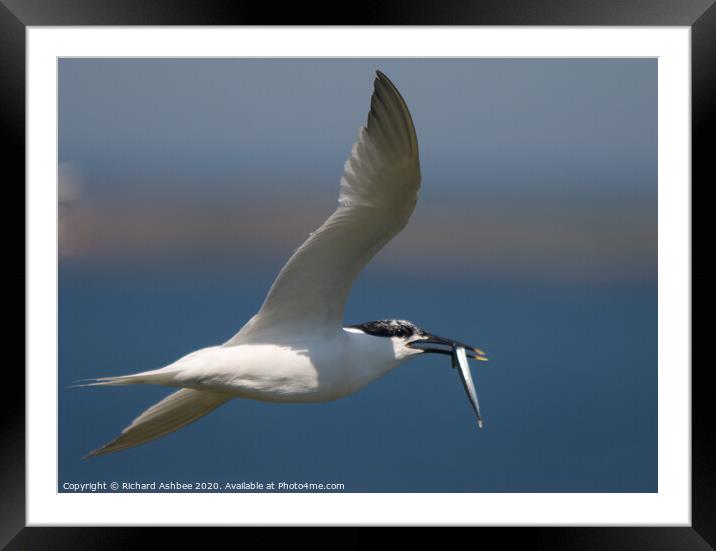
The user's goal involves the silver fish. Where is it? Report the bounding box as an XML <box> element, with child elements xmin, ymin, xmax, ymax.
<box><xmin>452</xmin><ymin>345</ymin><xmax>483</xmax><ymax>428</ymax></box>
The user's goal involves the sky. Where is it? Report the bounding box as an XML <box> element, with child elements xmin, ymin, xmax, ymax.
<box><xmin>58</xmin><ymin>58</ymin><xmax>656</xmax><ymax>282</ymax></box>
<box><xmin>58</xmin><ymin>58</ymin><xmax>657</xmax><ymax>493</ymax></box>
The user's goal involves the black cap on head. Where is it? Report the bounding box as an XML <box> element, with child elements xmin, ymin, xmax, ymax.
<box><xmin>347</xmin><ymin>319</ymin><xmax>425</xmax><ymax>339</ymax></box>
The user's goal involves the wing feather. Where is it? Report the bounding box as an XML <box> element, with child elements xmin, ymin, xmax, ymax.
<box><xmin>225</xmin><ymin>71</ymin><xmax>420</xmax><ymax>344</ymax></box>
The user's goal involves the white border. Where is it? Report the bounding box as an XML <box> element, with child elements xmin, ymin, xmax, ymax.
<box><xmin>27</xmin><ymin>27</ymin><xmax>691</xmax><ymax>526</ymax></box>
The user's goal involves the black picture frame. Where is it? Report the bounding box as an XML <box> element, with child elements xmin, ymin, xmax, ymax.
<box><xmin>4</xmin><ymin>1</ymin><xmax>712</xmax><ymax>548</ymax></box>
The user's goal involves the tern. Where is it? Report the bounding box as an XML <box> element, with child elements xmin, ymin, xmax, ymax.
<box><xmin>79</xmin><ymin>71</ymin><xmax>488</xmax><ymax>457</ymax></box>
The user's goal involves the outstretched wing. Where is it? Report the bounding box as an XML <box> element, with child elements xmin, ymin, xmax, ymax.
<box><xmin>225</xmin><ymin>71</ymin><xmax>421</xmax><ymax>344</ymax></box>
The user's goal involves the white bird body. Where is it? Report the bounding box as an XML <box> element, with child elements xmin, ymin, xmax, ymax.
<box><xmin>130</xmin><ymin>329</ymin><xmax>409</xmax><ymax>403</ymax></box>
<box><xmin>80</xmin><ymin>71</ymin><xmax>487</xmax><ymax>457</ymax></box>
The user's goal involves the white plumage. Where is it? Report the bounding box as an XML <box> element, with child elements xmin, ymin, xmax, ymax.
<box><xmin>80</xmin><ymin>71</ymin><xmax>486</xmax><ymax>458</ymax></box>
<box><xmin>226</xmin><ymin>71</ymin><xmax>420</xmax><ymax>342</ymax></box>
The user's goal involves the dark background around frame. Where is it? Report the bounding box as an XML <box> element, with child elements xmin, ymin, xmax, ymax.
<box><xmin>2</xmin><ymin>0</ymin><xmax>714</xmax><ymax>548</ymax></box>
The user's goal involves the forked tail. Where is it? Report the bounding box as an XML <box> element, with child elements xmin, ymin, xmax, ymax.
<box><xmin>69</xmin><ymin>369</ymin><xmax>170</xmax><ymax>388</ymax></box>
<box><xmin>85</xmin><ymin>388</ymin><xmax>231</xmax><ymax>458</ymax></box>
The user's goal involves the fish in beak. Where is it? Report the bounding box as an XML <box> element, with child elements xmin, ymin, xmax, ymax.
<box><xmin>452</xmin><ymin>346</ymin><xmax>483</xmax><ymax>428</ymax></box>
<box><xmin>407</xmin><ymin>333</ymin><xmax>487</xmax><ymax>361</ymax></box>
<box><xmin>407</xmin><ymin>333</ymin><xmax>487</xmax><ymax>428</ymax></box>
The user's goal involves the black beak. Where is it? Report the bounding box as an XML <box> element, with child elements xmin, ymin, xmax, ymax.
<box><xmin>407</xmin><ymin>334</ymin><xmax>488</xmax><ymax>361</ymax></box>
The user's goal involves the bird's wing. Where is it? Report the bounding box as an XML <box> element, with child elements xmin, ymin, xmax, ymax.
<box><xmin>85</xmin><ymin>388</ymin><xmax>231</xmax><ymax>457</ymax></box>
<box><xmin>224</xmin><ymin>71</ymin><xmax>421</xmax><ymax>345</ymax></box>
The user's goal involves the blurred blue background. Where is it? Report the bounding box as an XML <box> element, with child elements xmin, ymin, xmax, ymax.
<box><xmin>58</xmin><ymin>58</ymin><xmax>657</xmax><ymax>492</ymax></box>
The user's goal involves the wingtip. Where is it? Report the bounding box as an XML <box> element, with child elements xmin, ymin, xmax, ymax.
<box><xmin>83</xmin><ymin>445</ymin><xmax>109</xmax><ymax>459</ymax></box>
<box><xmin>374</xmin><ymin>70</ymin><xmax>394</xmax><ymax>88</ymax></box>
<box><xmin>84</xmin><ymin>437</ymin><xmax>118</xmax><ymax>458</ymax></box>
<box><xmin>83</xmin><ymin>445</ymin><xmax>102</xmax><ymax>459</ymax></box>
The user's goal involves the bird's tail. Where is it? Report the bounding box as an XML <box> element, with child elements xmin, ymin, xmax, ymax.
<box><xmin>68</xmin><ymin>369</ymin><xmax>171</xmax><ymax>388</ymax></box>
<box><xmin>85</xmin><ymin>388</ymin><xmax>231</xmax><ymax>458</ymax></box>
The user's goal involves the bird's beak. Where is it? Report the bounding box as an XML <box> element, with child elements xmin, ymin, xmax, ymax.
<box><xmin>407</xmin><ymin>334</ymin><xmax>488</xmax><ymax>361</ymax></box>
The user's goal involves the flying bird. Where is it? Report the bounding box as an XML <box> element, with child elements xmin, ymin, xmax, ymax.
<box><xmin>79</xmin><ymin>71</ymin><xmax>488</xmax><ymax>457</ymax></box>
